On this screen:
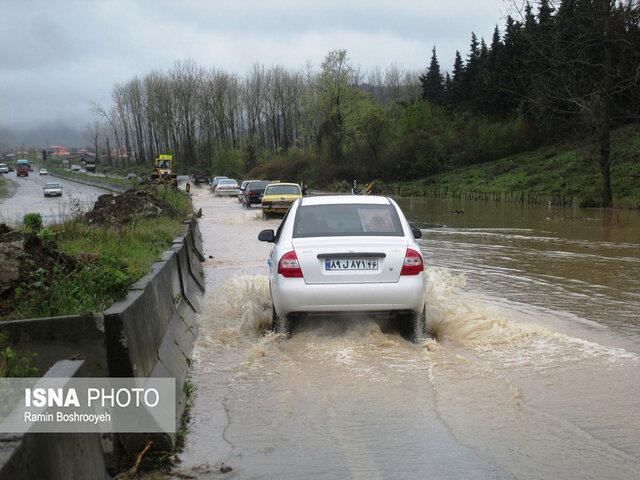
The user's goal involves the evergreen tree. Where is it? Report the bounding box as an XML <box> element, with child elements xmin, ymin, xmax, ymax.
<box><xmin>419</xmin><ymin>46</ymin><xmax>445</xmax><ymax>103</ymax></box>
<box><xmin>448</xmin><ymin>50</ymin><xmax>465</xmax><ymax>106</ymax></box>
<box><xmin>538</xmin><ymin>0</ymin><xmax>553</xmax><ymax>26</ymax></box>
<box><xmin>444</xmin><ymin>72</ymin><xmax>452</xmax><ymax>95</ymax></box>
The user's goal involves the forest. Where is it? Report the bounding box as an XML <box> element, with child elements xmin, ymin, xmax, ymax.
<box><xmin>89</xmin><ymin>0</ymin><xmax>640</xmax><ymax>207</ymax></box>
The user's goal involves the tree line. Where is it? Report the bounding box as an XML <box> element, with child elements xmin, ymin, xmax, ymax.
<box><xmin>89</xmin><ymin>0</ymin><xmax>640</xmax><ymax>206</ymax></box>
<box><xmin>420</xmin><ymin>0</ymin><xmax>640</xmax><ymax>206</ymax></box>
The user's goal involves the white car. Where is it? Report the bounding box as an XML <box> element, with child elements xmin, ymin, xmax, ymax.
<box><xmin>39</xmin><ymin>168</ymin><xmax>48</xmax><ymax>175</ymax></box>
<box><xmin>70</xmin><ymin>164</ymin><xmax>81</xmax><ymax>171</ymax></box>
<box><xmin>258</xmin><ymin>195</ymin><xmax>427</xmax><ymax>341</ymax></box>
<box><xmin>214</xmin><ymin>178</ymin><xmax>238</xmax><ymax>196</ymax></box>
<box><xmin>0</xmin><ymin>163</ymin><xmax>9</xmax><ymax>174</ymax></box>
<box><xmin>43</xmin><ymin>182</ymin><xmax>63</xmax><ymax>197</ymax></box>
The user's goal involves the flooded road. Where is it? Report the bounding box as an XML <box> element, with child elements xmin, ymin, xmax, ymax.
<box><xmin>176</xmin><ymin>189</ymin><xmax>640</xmax><ymax>479</ymax></box>
<box><xmin>0</xmin><ymin>172</ymin><xmax>106</xmax><ymax>225</ymax></box>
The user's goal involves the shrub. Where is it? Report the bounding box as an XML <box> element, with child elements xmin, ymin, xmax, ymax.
<box><xmin>23</xmin><ymin>212</ymin><xmax>43</xmax><ymax>232</ymax></box>
<box><xmin>38</xmin><ymin>227</ymin><xmax>55</xmax><ymax>242</ymax></box>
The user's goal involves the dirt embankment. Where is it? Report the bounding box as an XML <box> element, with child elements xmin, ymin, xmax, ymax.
<box><xmin>0</xmin><ymin>224</ymin><xmax>76</xmax><ymax>318</ymax></box>
<box><xmin>84</xmin><ymin>189</ymin><xmax>180</xmax><ymax>227</ymax></box>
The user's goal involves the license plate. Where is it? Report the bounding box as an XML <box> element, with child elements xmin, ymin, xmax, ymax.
<box><xmin>324</xmin><ymin>258</ymin><xmax>379</xmax><ymax>271</ymax></box>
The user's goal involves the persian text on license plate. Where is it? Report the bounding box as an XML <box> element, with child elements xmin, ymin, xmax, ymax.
<box><xmin>324</xmin><ymin>258</ymin><xmax>378</xmax><ymax>271</ymax></box>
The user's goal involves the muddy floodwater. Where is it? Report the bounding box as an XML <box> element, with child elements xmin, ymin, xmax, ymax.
<box><xmin>175</xmin><ymin>188</ymin><xmax>640</xmax><ymax>480</ymax></box>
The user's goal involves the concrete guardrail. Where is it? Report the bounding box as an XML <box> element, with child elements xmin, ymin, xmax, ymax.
<box><xmin>48</xmin><ymin>172</ymin><xmax>127</xmax><ymax>193</ymax></box>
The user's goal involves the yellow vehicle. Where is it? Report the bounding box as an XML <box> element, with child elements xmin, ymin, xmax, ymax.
<box><xmin>151</xmin><ymin>154</ymin><xmax>177</xmax><ymax>186</ymax></box>
<box><xmin>261</xmin><ymin>182</ymin><xmax>302</xmax><ymax>216</ymax></box>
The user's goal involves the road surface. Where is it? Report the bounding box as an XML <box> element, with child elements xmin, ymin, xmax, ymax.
<box><xmin>173</xmin><ymin>188</ymin><xmax>640</xmax><ymax>479</ymax></box>
<box><xmin>0</xmin><ymin>172</ymin><xmax>106</xmax><ymax>225</ymax></box>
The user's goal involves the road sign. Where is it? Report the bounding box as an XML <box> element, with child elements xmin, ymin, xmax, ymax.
<box><xmin>159</xmin><ymin>154</ymin><xmax>173</xmax><ymax>160</ymax></box>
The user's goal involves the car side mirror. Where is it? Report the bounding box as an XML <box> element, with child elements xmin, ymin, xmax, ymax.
<box><xmin>258</xmin><ymin>229</ymin><xmax>275</xmax><ymax>243</ymax></box>
<box><xmin>411</xmin><ymin>227</ymin><xmax>422</xmax><ymax>239</ymax></box>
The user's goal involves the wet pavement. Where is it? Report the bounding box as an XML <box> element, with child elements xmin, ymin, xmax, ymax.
<box><xmin>174</xmin><ymin>188</ymin><xmax>640</xmax><ymax>479</ymax></box>
<box><xmin>0</xmin><ymin>171</ymin><xmax>106</xmax><ymax>225</ymax></box>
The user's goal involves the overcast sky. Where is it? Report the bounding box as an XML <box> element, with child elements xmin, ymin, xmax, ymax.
<box><xmin>1</xmin><ymin>0</ymin><xmax>508</xmax><ymax>134</ymax></box>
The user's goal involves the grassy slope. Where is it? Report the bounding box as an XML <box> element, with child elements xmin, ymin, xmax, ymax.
<box><xmin>395</xmin><ymin>124</ymin><xmax>640</xmax><ymax>207</ymax></box>
<box><xmin>0</xmin><ymin>176</ymin><xmax>5</xmax><ymax>198</ymax></box>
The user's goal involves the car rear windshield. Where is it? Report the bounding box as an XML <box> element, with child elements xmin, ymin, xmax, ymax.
<box><xmin>218</xmin><ymin>179</ymin><xmax>237</xmax><ymax>185</ymax></box>
<box><xmin>45</xmin><ymin>183</ymin><xmax>61</xmax><ymax>188</ymax></box>
<box><xmin>293</xmin><ymin>203</ymin><xmax>404</xmax><ymax>238</ymax></box>
<box><xmin>265</xmin><ymin>184</ymin><xmax>300</xmax><ymax>195</ymax></box>
<box><xmin>247</xmin><ymin>181</ymin><xmax>270</xmax><ymax>190</ymax></box>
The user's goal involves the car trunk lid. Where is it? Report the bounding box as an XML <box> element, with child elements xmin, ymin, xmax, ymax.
<box><xmin>291</xmin><ymin>236</ymin><xmax>407</xmax><ymax>284</ymax></box>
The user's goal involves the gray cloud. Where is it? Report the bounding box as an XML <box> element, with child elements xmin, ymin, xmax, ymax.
<box><xmin>0</xmin><ymin>0</ymin><xmax>508</xmax><ymax>140</ymax></box>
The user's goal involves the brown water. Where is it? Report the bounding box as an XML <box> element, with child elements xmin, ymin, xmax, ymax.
<box><xmin>174</xmin><ymin>190</ymin><xmax>640</xmax><ymax>480</ymax></box>
<box><xmin>399</xmin><ymin>198</ymin><xmax>640</xmax><ymax>347</ymax></box>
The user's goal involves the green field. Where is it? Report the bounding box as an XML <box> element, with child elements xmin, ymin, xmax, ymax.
<box><xmin>387</xmin><ymin>124</ymin><xmax>640</xmax><ymax>208</ymax></box>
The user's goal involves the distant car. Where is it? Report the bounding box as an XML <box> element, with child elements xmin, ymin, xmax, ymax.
<box><xmin>38</xmin><ymin>168</ymin><xmax>48</xmax><ymax>175</ymax></box>
<box><xmin>0</xmin><ymin>163</ymin><xmax>9</xmax><ymax>174</ymax></box>
<box><xmin>43</xmin><ymin>182</ymin><xmax>63</xmax><ymax>197</ymax></box>
<box><xmin>261</xmin><ymin>182</ymin><xmax>302</xmax><ymax>216</ymax></box>
<box><xmin>258</xmin><ymin>195</ymin><xmax>427</xmax><ymax>340</ymax></box>
<box><xmin>209</xmin><ymin>176</ymin><xmax>228</xmax><ymax>192</ymax></box>
<box><xmin>192</xmin><ymin>172</ymin><xmax>209</xmax><ymax>185</ymax></box>
<box><xmin>125</xmin><ymin>173</ymin><xmax>138</xmax><ymax>181</ymax></box>
<box><xmin>70</xmin><ymin>165</ymin><xmax>81</xmax><ymax>172</ymax></box>
<box><xmin>214</xmin><ymin>178</ymin><xmax>238</xmax><ymax>196</ymax></box>
<box><xmin>241</xmin><ymin>180</ymin><xmax>271</xmax><ymax>208</ymax></box>
<box><xmin>238</xmin><ymin>180</ymin><xmax>250</xmax><ymax>202</ymax></box>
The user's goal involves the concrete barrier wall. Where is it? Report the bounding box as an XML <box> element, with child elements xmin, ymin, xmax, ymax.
<box><xmin>103</xmin><ymin>220</ymin><xmax>202</xmax><ymax>454</ymax></box>
<box><xmin>48</xmin><ymin>172</ymin><xmax>126</xmax><ymax>193</ymax></box>
<box><xmin>0</xmin><ymin>360</ymin><xmax>109</xmax><ymax>480</ymax></box>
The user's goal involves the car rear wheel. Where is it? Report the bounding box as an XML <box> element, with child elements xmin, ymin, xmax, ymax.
<box><xmin>271</xmin><ymin>305</ymin><xmax>290</xmax><ymax>336</ymax></box>
<box><xmin>397</xmin><ymin>307</ymin><xmax>427</xmax><ymax>343</ymax></box>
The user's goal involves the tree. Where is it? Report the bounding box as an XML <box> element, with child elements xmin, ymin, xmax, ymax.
<box><xmin>420</xmin><ymin>46</ymin><xmax>444</xmax><ymax>103</ymax></box>
<box><xmin>87</xmin><ymin>121</ymin><xmax>100</xmax><ymax>164</ymax></box>
<box><xmin>316</xmin><ymin>50</ymin><xmax>358</xmax><ymax>167</ymax></box>
<box><xmin>448</xmin><ymin>50</ymin><xmax>465</xmax><ymax>105</ymax></box>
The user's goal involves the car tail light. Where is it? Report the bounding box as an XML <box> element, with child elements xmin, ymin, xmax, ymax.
<box><xmin>248</xmin><ymin>190</ymin><xmax>256</xmax><ymax>195</ymax></box>
<box><xmin>400</xmin><ymin>248</ymin><xmax>424</xmax><ymax>275</ymax></box>
<box><xmin>278</xmin><ymin>251</ymin><xmax>303</xmax><ymax>278</ymax></box>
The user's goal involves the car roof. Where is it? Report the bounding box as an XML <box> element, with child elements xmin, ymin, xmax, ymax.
<box><xmin>300</xmin><ymin>195</ymin><xmax>391</xmax><ymax>206</ymax></box>
<box><xmin>266</xmin><ymin>182</ymin><xmax>299</xmax><ymax>188</ymax></box>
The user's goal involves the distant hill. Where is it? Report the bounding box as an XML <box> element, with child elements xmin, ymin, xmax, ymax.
<box><xmin>0</xmin><ymin>123</ymin><xmax>87</xmax><ymax>149</ymax></box>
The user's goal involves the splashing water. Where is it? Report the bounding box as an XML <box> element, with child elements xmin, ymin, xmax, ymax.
<box><xmin>220</xmin><ymin>274</ymin><xmax>272</xmax><ymax>336</ymax></box>
<box><xmin>424</xmin><ymin>267</ymin><xmax>637</xmax><ymax>364</ymax></box>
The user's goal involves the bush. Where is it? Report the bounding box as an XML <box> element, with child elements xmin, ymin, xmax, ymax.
<box><xmin>38</xmin><ymin>227</ymin><xmax>55</xmax><ymax>242</ymax></box>
<box><xmin>23</xmin><ymin>212</ymin><xmax>43</xmax><ymax>232</ymax></box>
